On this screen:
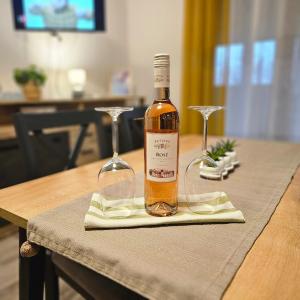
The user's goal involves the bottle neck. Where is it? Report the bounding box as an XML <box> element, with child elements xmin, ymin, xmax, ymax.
<box><xmin>153</xmin><ymin>55</ymin><xmax>170</xmax><ymax>100</ymax></box>
<box><xmin>155</xmin><ymin>87</ymin><xmax>170</xmax><ymax>100</ymax></box>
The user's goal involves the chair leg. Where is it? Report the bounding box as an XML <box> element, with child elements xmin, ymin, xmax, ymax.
<box><xmin>45</xmin><ymin>250</ymin><xmax>59</xmax><ymax>300</ymax></box>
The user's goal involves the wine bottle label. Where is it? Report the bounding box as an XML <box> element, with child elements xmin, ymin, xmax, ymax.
<box><xmin>146</xmin><ymin>132</ymin><xmax>178</xmax><ymax>182</ymax></box>
<box><xmin>154</xmin><ymin>67</ymin><xmax>170</xmax><ymax>88</ymax></box>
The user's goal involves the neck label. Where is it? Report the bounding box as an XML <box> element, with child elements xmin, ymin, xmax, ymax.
<box><xmin>154</xmin><ymin>66</ymin><xmax>170</xmax><ymax>88</ymax></box>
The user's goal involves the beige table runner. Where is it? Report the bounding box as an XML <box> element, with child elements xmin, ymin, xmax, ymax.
<box><xmin>27</xmin><ymin>139</ymin><xmax>300</xmax><ymax>300</ymax></box>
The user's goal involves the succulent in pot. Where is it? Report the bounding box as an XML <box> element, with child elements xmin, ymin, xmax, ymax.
<box><xmin>221</xmin><ymin>139</ymin><xmax>239</xmax><ymax>167</ymax></box>
<box><xmin>215</xmin><ymin>142</ymin><xmax>234</xmax><ymax>172</ymax></box>
<box><xmin>198</xmin><ymin>147</ymin><xmax>226</xmax><ymax>179</ymax></box>
<box><xmin>14</xmin><ymin>65</ymin><xmax>47</xmax><ymax>101</ymax></box>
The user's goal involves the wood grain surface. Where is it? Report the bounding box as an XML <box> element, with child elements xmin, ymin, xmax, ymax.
<box><xmin>223</xmin><ymin>167</ymin><xmax>300</xmax><ymax>299</ymax></box>
<box><xmin>0</xmin><ymin>135</ymin><xmax>202</xmax><ymax>228</ymax></box>
<box><xmin>0</xmin><ymin>134</ymin><xmax>299</xmax><ymax>299</ymax></box>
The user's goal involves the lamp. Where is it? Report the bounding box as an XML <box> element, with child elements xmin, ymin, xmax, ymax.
<box><xmin>68</xmin><ymin>69</ymin><xmax>87</xmax><ymax>99</ymax></box>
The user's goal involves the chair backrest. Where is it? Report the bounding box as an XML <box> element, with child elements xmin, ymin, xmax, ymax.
<box><xmin>0</xmin><ymin>132</ymin><xmax>69</xmax><ymax>188</ymax></box>
<box><xmin>119</xmin><ymin>106</ymin><xmax>148</xmax><ymax>153</ymax></box>
<box><xmin>13</xmin><ymin>109</ymin><xmax>109</xmax><ymax>180</ymax></box>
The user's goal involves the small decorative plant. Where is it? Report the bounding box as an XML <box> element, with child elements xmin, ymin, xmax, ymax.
<box><xmin>207</xmin><ymin>145</ymin><xmax>221</xmax><ymax>161</ymax></box>
<box><xmin>215</xmin><ymin>142</ymin><xmax>227</xmax><ymax>157</ymax></box>
<box><xmin>201</xmin><ymin>139</ymin><xmax>239</xmax><ymax>178</ymax></box>
<box><xmin>207</xmin><ymin>139</ymin><xmax>237</xmax><ymax>162</ymax></box>
<box><xmin>14</xmin><ymin>65</ymin><xmax>46</xmax><ymax>87</ymax></box>
<box><xmin>220</xmin><ymin>139</ymin><xmax>236</xmax><ymax>153</ymax></box>
<box><xmin>206</xmin><ymin>146</ymin><xmax>222</xmax><ymax>168</ymax></box>
<box><xmin>14</xmin><ymin>65</ymin><xmax>46</xmax><ymax>101</ymax></box>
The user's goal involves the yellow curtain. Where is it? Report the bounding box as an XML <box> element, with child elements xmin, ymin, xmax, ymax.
<box><xmin>180</xmin><ymin>0</ymin><xmax>230</xmax><ymax>135</ymax></box>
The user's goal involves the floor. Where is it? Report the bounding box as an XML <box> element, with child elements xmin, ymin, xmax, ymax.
<box><xmin>0</xmin><ymin>225</ymin><xmax>83</xmax><ymax>300</ymax></box>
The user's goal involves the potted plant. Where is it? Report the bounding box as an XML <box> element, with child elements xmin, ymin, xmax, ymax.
<box><xmin>215</xmin><ymin>142</ymin><xmax>234</xmax><ymax>172</ymax></box>
<box><xmin>198</xmin><ymin>146</ymin><xmax>226</xmax><ymax>179</ymax></box>
<box><xmin>14</xmin><ymin>65</ymin><xmax>46</xmax><ymax>101</ymax></box>
<box><xmin>198</xmin><ymin>139</ymin><xmax>239</xmax><ymax>179</ymax></box>
<box><xmin>221</xmin><ymin>139</ymin><xmax>239</xmax><ymax>167</ymax></box>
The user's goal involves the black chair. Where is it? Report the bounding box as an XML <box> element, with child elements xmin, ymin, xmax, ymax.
<box><xmin>119</xmin><ymin>105</ymin><xmax>148</xmax><ymax>153</ymax></box>
<box><xmin>13</xmin><ymin>109</ymin><xmax>111</xmax><ymax>180</ymax></box>
<box><xmin>13</xmin><ymin>109</ymin><xmax>145</xmax><ymax>300</ymax></box>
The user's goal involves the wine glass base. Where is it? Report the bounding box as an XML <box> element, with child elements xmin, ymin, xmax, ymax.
<box><xmin>188</xmin><ymin>105</ymin><xmax>224</xmax><ymax>118</ymax></box>
<box><xmin>200</xmin><ymin>173</ymin><xmax>223</xmax><ymax>180</ymax></box>
<box><xmin>146</xmin><ymin>202</ymin><xmax>177</xmax><ymax>217</ymax></box>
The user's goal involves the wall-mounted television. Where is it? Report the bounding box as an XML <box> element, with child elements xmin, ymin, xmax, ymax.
<box><xmin>12</xmin><ymin>0</ymin><xmax>105</xmax><ymax>32</ymax></box>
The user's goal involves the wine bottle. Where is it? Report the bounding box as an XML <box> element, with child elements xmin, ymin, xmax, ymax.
<box><xmin>144</xmin><ymin>53</ymin><xmax>179</xmax><ymax>217</ymax></box>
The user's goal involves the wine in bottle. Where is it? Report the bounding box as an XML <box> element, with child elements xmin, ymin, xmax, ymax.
<box><xmin>144</xmin><ymin>53</ymin><xmax>179</xmax><ymax>217</ymax></box>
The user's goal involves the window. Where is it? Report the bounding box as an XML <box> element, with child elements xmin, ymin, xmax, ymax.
<box><xmin>214</xmin><ymin>43</ymin><xmax>244</xmax><ymax>86</ymax></box>
<box><xmin>214</xmin><ymin>40</ymin><xmax>276</xmax><ymax>87</ymax></box>
<box><xmin>251</xmin><ymin>40</ymin><xmax>276</xmax><ymax>85</ymax></box>
<box><xmin>214</xmin><ymin>45</ymin><xmax>227</xmax><ymax>86</ymax></box>
<box><xmin>228</xmin><ymin>44</ymin><xmax>243</xmax><ymax>86</ymax></box>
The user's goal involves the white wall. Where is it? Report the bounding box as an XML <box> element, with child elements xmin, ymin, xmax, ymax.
<box><xmin>0</xmin><ymin>0</ymin><xmax>128</xmax><ymax>99</ymax></box>
<box><xmin>0</xmin><ymin>0</ymin><xmax>183</xmax><ymax>105</ymax></box>
<box><xmin>126</xmin><ymin>0</ymin><xmax>183</xmax><ymax>108</ymax></box>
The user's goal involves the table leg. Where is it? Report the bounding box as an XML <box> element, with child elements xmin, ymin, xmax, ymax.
<box><xmin>19</xmin><ymin>227</ymin><xmax>45</xmax><ymax>300</ymax></box>
<box><xmin>45</xmin><ymin>250</ymin><xmax>59</xmax><ymax>300</ymax></box>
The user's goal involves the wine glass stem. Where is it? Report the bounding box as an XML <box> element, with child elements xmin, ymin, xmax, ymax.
<box><xmin>202</xmin><ymin>116</ymin><xmax>208</xmax><ymax>155</ymax></box>
<box><xmin>112</xmin><ymin>116</ymin><xmax>119</xmax><ymax>159</ymax></box>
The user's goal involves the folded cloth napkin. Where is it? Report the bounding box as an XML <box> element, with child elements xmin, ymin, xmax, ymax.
<box><xmin>84</xmin><ymin>192</ymin><xmax>245</xmax><ymax>229</ymax></box>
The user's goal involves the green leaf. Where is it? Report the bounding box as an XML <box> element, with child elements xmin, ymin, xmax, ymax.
<box><xmin>220</xmin><ymin>139</ymin><xmax>236</xmax><ymax>152</ymax></box>
<box><xmin>13</xmin><ymin>65</ymin><xmax>47</xmax><ymax>86</ymax></box>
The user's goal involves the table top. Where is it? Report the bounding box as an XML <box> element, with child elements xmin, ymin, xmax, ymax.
<box><xmin>0</xmin><ymin>134</ymin><xmax>299</xmax><ymax>299</ymax></box>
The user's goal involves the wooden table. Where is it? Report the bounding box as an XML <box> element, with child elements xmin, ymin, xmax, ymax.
<box><xmin>0</xmin><ymin>135</ymin><xmax>300</xmax><ymax>299</ymax></box>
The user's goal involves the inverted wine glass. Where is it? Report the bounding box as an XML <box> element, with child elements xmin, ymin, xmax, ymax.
<box><xmin>184</xmin><ymin>106</ymin><xmax>224</xmax><ymax>213</ymax></box>
<box><xmin>95</xmin><ymin>107</ymin><xmax>135</xmax><ymax>217</ymax></box>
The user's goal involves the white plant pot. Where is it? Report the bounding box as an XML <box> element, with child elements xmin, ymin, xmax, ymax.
<box><xmin>225</xmin><ymin>151</ymin><xmax>239</xmax><ymax>167</ymax></box>
<box><xmin>215</xmin><ymin>159</ymin><xmax>225</xmax><ymax>170</ymax></box>
<box><xmin>221</xmin><ymin>155</ymin><xmax>234</xmax><ymax>172</ymax></box>
<box><xmin>218</xmin><ymin>159</ymin><xmax>228</xmax><ymax>177</ymax></box>
<box><xmin>216</xmin><ymin>159</ymin><xmax>228</xmax><ymax>177</ymax></box>
<box><xmin>199</xmin><ymin>159</ymin><xmax>224</xmax><ymax>179</ymax></box>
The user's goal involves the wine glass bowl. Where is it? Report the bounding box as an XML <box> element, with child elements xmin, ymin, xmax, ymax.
<box><xmin>185</xmin><ymin>105</ymin><xmax>224</xmax><ymax>211</ymax></box>
<box><xmin>184</xmin><ymin>156</ymin><xmax>224</xmax><ymax>213</ymax></box>
<box><xmin>95</xmin><ymin>107</ymin><xmax>135</xmax><ymax>216</ymax></box>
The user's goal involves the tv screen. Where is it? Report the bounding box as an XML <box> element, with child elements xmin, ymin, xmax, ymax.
<box><xmin>12</xmin><ymin>0</ymin><xmax>105</xmax><ymax>32</ymax></box>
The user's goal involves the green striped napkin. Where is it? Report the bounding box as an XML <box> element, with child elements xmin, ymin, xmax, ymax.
<box><xmin>84</xmin><ymin>192</ymin><xmax>245</xmax><ymax>229</ymax></box>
